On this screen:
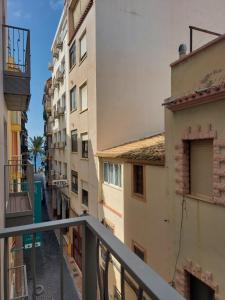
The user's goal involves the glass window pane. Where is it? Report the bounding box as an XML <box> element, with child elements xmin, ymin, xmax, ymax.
<box><xmin>81</xmin><ymin>83</ymin><xmax>87</xmax><ymax>111</ymax></box>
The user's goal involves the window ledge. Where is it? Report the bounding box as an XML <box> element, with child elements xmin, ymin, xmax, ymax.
<box><xmin>132</xmin><ymin>192</ymin><xmax>146</xmax><ymax>202</ymax></box>
<box><xmin>70</xmin><ymin>108</ymin><xmax>78</xmax><ymax>114</ymax></box>
<box><xmin>79</xmin><ymin>53</ymin><xmax>87</xmax><ymax>66</ymax></box>
<box><xmin>103</xmin><ymin>182</ymin><xmax>122</xmax><ymax>191</ymax></box>
<box><xmin>81</xmin><ymin>203</ymin><xmax>89</xmax><ymax>210</ymax></box>
<box><xmin>71</xmin><ymin>190</ymin><xmax>78</xmax><ymax>196</ymax></box>
<box><xmin>71</xmin><ymin>151</ymin><xmax>78</xmax><ymax>154</ymax></box>
<box><xmin>81</xmin><ymin>157</ymin><xmax>89</xmax><ymax>161</ymax></box>
<box><xmin>80</xmin><ymin>108</ymin><xmax>88</xmax><ymax>114</ymax></box>
<box><xmin>185</xmin><ymin>194</ymin><xmax>213</xmax><ymax>204</ymax></box>
<box><xmin>69</xmin><ymin>63</ymin><xmax>76</xmax><ymax>73</ymax></box>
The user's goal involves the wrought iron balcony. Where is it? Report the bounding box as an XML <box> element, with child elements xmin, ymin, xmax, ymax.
<box><xmin>4</xmin><ymin>162</ymin><xmax>34</xmax><ymax>228</ymax></box>
<box><xmin>0</xmin><ymin>216</ymin><xmax>184</xmax><ymax>300</ymax></box>
<box><xmin>2</xmin><ymin>25</ymin><xmax>31</xmax><ymax>111</ymax></box>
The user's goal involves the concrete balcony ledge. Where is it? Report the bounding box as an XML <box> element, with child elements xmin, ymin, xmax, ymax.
<box><xmin>6</xmin><ymin>192</ymin><xmax>33</xmax><ymax>227</ymax></box>
<box><xmin>3</xmin><ymin>24</ymin><xmax>31</xmax><ymax>111</ymax></box>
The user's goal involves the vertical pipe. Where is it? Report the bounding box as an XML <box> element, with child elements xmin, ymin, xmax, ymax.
<box><xmin>60</xmin><ymin>228</ymin><xmax>64</xmax><ymax>300</ymax></box>
<box><xmin>190</xmin><ymin>27</ymin><xmax>193</xmax><ymax>52</ymax></box>
<box><xmin>32</xmin><ymin>233</ymin><xmax>36</xmax><ymax>299</ymax></box>
<box><xmin>4</xmin><ymin>237</ymin><xmax>9</xmax><ymax>300</ymax></box>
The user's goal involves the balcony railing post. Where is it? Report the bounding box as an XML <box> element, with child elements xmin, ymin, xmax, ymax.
<box><xmin>60</xmin><ymin>228</ymin><xmax>64</xmax><ymax>300</ymax></box>
<box><xmin>27</xmin><ymin>163</ymin><xmax>34</xmax><ymax>217</ymax></box>
<box><xmin>4</xmin><ymin>237</ymin><xmax>9</xmax><ymax>300</ymax></box>
<box><xmin>82</xmin><ymin>223</ymin><xmax>97</xmax><ymax>300</ymax></box>
<box><xmin>32</xmin><ymin>233</ymin><xmax>37</xmax><ymax>300</ymax></box>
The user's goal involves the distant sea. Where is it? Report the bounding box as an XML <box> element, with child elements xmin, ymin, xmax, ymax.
<box><xmin>32</xmin><ymin>154</ymin><xmax>43</xmax><ymax>171</ymax></box>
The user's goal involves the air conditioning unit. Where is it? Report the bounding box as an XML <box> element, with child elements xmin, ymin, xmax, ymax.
<box><xmin>57</xmin><ymin>106</ymin><xmax>65</xmax><ymax>115</ymax></box>
<box><xmin>56</xmin><ymin>37</ymin><xmax>63</xmax><ymax>50</ymax></box>
<box><xmin>52</xmin><ymin>48</ymin><xmax>59</xmax><ymax>59</ymax></box>
<box><xmin>48</xmin><ymin>62</ymin><xmax>54</xmax><ymax>71</ymax></box>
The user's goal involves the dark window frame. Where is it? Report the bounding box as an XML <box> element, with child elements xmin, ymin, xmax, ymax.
<box><xmin>71</xmin><ymin>129</ymin><xmax>78</xmax><ymax>152</ymax></box>
<box><xmin>133</xmin><ymin>164</ymin><xmax>144</xmax><ymax>196</ymax></box>
<box><xmin>81</xmin><ymin>133</ymin><xmax>88</xmax><ymax>158</ymax></box>
<box><xmin>71</xmin><ymin>170</ymin><xmax>78</xmax><ymax>194</ymax></box>
<box><xmin>70</xmin><ymin>86</ymin><xmax>77</xmax><ymax>112</ymax></box>
<box><xmin>69</xmin><ymin>41</ymin><xmax>76</xmax><ymax>70</ymax></box>
<box><xmin>82</xmin><ymin>188</ymin><xmax>88</xmax><ymax>207</ymax></box>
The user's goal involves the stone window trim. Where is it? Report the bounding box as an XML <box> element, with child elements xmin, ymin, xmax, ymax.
<box><xmin>174</xmin><ymin>124</ymin><xmax>225</xmax><ymax>206</ymax></box>
<box><xmin>174</xmin><ymin>259</ymin><xmax>220</xmax><ymax>300</ymax></box>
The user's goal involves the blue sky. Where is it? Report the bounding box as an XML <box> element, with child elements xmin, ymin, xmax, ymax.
<box><xmin>7</xmin><ymin>0</ymin><xmax>64</xmax><ymax>138</ymax></box>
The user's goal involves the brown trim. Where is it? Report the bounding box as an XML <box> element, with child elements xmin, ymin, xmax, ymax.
<box><xmin>165</xmin><ymin>88</ymin><xmax>225</xmax><ymax>112</ymax></box>
<box><xmin>100</xmin><ymin>200</ymin><xmax>122</xmax><ymax>218</ymax></box>
<box><xmin>68</xmin><ymin>0</ymin><xmax>93</xmax><ymax>46</ymax></box>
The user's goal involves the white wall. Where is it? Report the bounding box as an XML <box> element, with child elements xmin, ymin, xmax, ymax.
<box><xmin>95</xmin><ymin>0</ymin><xmax>225</xmax><ymax>150</ymax></box>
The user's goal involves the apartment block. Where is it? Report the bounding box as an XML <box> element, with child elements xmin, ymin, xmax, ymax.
<box><xmin>164</xmin><ymin>34</ymin><xmax>225</xmax><ymax>300</ymax></box>
<box><xmin>45</xmin><ymin>4</ymin><xmax>71</xmax><ymax>223</ymax></box>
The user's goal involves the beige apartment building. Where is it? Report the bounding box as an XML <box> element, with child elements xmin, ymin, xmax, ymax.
<box><xmin>65</xmin><ymin>0</ymin><xmax>225</xmax><ymax>279</ymax></box>
<box><xmin>164</xmin><ymin>34</ymin><xmax>225</xmax><ymax>300</ymax></box>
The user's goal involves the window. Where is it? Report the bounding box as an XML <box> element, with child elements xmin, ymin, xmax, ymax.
<box><xmin>69</xmin><ymin>41</ymin><xmax>76</xmax><ymax>69</ymax></box>
<box><xmin>58</xmin><ymin>131</ymin><xmax>61</xmax><ymax>142</ymax></box>
<box><xmin>81</xmin><ymin>133</ymin><xmax>88</xmax><ymax>158</ymax></box>
<box><xmin>103</xmin><ymin>162</ymin><xmax>122</xmax><ymax>187</ymax></box>
<box><xmin>133</xmin><ymin>243</ymin><xmax>145</xmax><ymax>261</ymax></box>
<box><xmin>64</xmin><ymin>163</ymin><xmax>67</xmax><ymax>178</ymax></box>
<box><xmin>82</xmin><ymin>189</ymin><xmax>88</xmax><ymax>207</ymax></box>
<box><xmin>189</xmin><ymin>139</ymin><xmax>213</xmax><ymax>199</ymax></box>
<box><xmin>71</xmin><ymin>130</ymin><xmax>78</xmax><ymax>152</ymax></box>
<box><xmin>133</xmin><ymin>165</ymin><xmax>144</xmax><ymax>195</ymax></box>
<box><xmin>70</xmin><ymin>86</ymin><xmax>77</xmax><ymax>111</ymax></box>
<box><xmin>71</xmin><ymin>170</ymin><xmax>78</xmax><ymax>193</ymax></box>
<box><xmin>80</xmin><ymin>31</ymin><xmax>87</xmax><ymax>61</ymax></box>
<box><xmin>80</xmin><ymin>82</ymin><xmax>88</xmax><ymax>111</ymax></box>
<box><xmin>63</xmin><ymin>129</ymin><xmax>66</xmax><ymax>144</ymax></box>
<box><xmin>189</xmin><ymin>273</ymin><xmax>214</xmax><ymax>300</ymax></box>
<box><xmin>61</xmin><ymin>93</ymin><xmax>66</xmax><ymax>109</ymax></box>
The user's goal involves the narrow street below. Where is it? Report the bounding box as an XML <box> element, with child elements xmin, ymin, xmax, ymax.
<box><xmin>24</xmin><ymin>190</ymin><xmax>80</xmax><ymax>300</ymax></box>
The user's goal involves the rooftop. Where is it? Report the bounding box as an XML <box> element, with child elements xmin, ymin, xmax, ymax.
<box><xmin>97</xmin><ymin>134</ymin><xmax>165</xmax><ymax>165</ymax></box>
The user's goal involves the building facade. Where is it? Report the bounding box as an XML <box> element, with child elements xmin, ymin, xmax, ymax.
<box><xmin>43</xmin><ymin>0</ymin><xmax>225</xmax><ymax>299</ymax></box>
<box><xmin>164</xmin><ymin>34</ymin><xmax>225</xmax><ymax>300</ymax></box>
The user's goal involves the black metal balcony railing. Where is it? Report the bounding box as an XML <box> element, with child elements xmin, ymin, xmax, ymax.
<box><xmin>0</xmin><ymin>216</ymin><xmax>185</xmax><ymax>300</ymax></box>
<box><xmin>3</xmin><ymin>24</ymin><xmax>31</xmax><ymax>111</ymax></box>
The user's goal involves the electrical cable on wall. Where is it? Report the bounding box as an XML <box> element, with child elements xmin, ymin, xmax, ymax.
<box><xmin>171</xmin><ymin>196</ymin><xmax>186</xmax><ymax>287</ymax></box>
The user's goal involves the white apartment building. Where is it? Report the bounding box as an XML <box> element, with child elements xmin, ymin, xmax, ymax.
<box><xmin>48</xmin><ymin>5</ymin><xmax>71</xmax><ymax>220</ymax></box>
